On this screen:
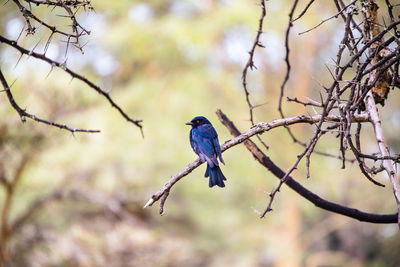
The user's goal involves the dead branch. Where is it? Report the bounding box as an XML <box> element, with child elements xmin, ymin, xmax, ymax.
<box><xmin>242</xmin><ymin>0</ymin><xmax>266</xmax><ymax>124</ymax></box>
<box><xmin>0</xmin><ymin>69</ymin><xmax>100</xmax><ymax>133</ymax></box>
<box><xmin>362</xmin><ymin>0</ymin><xmax>400</xmax><ymax>228</ymax></box>
<box><xmin>216</xmin><ymin>109</ymin><xmax>397</xmax><ymax>224</ymax></box>
<box><xmin>298</xmin><ymin>0</ymin><xmax>357</xmax><ymax>35</ymax></box>
<box><xmin>144</xmin><ymin>112</ymin><xmax>370</xmax><ymax>213</ymax></box>
<box><xmin>1</xmin><ymin>0</ymin><xmax>143</xmax><ymax>133</ymax></box>
<box><xmin>0</xmin><ymin>35</ymin><xmax>143</xmax><ymax>132</ymax></box>
<box><xmin>146</xmin><ymin>0</ymin><xmax>400</xmax><ymax>226</ymax></box>
<box><xmin>365</xmin><ymin>93</ymin><xmax>400</xmax><ymax>226</ymax></box>
<box><xmin>256</xmin><ymin>0</ymin><xmax>400</xmax><ymax>224</ymax></box>
<box><xmin>241</xmin><ymin>0</ymin><xmax>269</xmax><ymax>150</ymax></box>
<box><xmin>292</xmin><ymin>0</ymin><xmax>316</xmax><ymax>22</ymax></box>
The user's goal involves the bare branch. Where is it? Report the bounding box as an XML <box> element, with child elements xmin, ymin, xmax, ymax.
<box><xmin>0</xmin><ymin>34</ymin><xmax>143</xmax><ymax>132</ymax></box>
<box><xmin>242</xmin><ymin>0</ymin><xmax>266</xmax><ymax>124</ymax></box>
<box><xmin>144</xmin><ymin>112</ymin><xmax>370</xmax><ymax>212</ymax></box>
<box><xmin>23</xmin><ymin>0</ymin><xmax>91</xmax><ymax>8</ymax></box>
<box><xmin>292</xmin><ymin>0</ymin><xmax>316</xmax><ymax>22</ymax></box>
<box><xmin>298</xmin><ymin>0</ymin><xmax>357</xmax><ymax>35</ymax></box>
<box><xmin>216</xmin><ymin>110</ymin><xmax>396</xmax><ymax>224</ymax></box>
<box><xmin>241</xmin><ymin>0</ymin><xmax>269</xmax><ymax>150</ymax></box>
<box><xmin>0</xmin><ymin>69</ymin><xmax>100</xmax><ymax>133</ymax></box>
<box><xmin>365</xmin><ymin>94</ymin><xmax>400</xmax><ymax>225</ymax></box>
<box><xmin>278</xmin><ymin>0</ymin><xmax>298</xmax><ymax>117</ymax></box>
<box><xmin>362</xmin><ymin>0</ymin><xmax>400</xmax><ymax>228</ymax></box>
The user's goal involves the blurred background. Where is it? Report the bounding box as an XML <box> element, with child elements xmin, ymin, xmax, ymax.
<box><xmin>1</xmin><ymin>0</ymin><xmax>400</xmax><ymax>266</ymax></box>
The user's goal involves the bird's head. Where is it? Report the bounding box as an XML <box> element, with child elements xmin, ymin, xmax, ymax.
<box><xmin>186</xmin><ymin>116</ymin><xmax>211</xmax><ymax>128</ymax></box>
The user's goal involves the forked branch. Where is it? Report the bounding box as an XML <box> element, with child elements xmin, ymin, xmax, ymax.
<box><xmin>144</xmin><ymin>111</ymin><xmax>370</xmax><ymax>213</ymax></box>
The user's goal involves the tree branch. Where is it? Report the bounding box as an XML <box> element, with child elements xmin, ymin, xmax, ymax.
<box><xmin>241</xmin><ymin>0</ymin><xmax>269</xmax><ymax>150</ymax></box>
<box><xmin>362</xmin><ymin>0</ymin><xmax>400</xmax><ymax>228</ymax></box>
<box><xmin>144</xmin><ymin>112</ymin><xmax>370</xmax><ymax>213</ymax></box>
<box><xmin>0</xmin><ymin>68</ymin><xmax>100</xmax><ymax>133</ymax></box>
<box><xmin>365</xmin><ymin>93</ymin><xmax>400</xmax><ymax>225</ymax></box>
<box><xmin>0</xmin><ymin>34</ymin><xmax>143</xmax><ymax>133</ymax></box>
<box><xmin>242</xmin><ymin>0</ymin><xmax>266</xmax><ymax>124</ymax></box>
<box><xmin>216</xmin><ymin>109</ymin><xmax>397</xmax><ymax>224</ymax></box>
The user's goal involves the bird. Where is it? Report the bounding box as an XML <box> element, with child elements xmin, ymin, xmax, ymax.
<box><xmin>186</xmin><ymin>116</ymin><xmax>227</xmax><ymax>188</ymax></box>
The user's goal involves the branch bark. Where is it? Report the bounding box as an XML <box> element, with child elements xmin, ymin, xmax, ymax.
<box><xmin>144</xmin><ymin>112</ymin><xmax>370</xmax><ymax>213</ymax></box>
<box><xmin>363</xmin><ymin>0</ymin><xmax>400</xmax><ymax>228</ymax></box>
<box><xmin>216</xmin><ymin>109</ymin><xmax>397</xmax><ymax>224</ymax></box>
<box><xmin>365</xmin><ymin>94</ymin><xmax>400</xmax><ymax>225</ymax></box>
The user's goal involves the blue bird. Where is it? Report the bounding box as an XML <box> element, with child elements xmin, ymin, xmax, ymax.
<box><xmin>186</xmin><ymin>116</ymin><xmax>227</xmax><ymax>188</ymax></box>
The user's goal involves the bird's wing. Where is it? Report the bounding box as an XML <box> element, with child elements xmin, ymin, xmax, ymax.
<box><xmin>197</xmin><ymin>124</ymin><xmax>225</xmax><ymax>164</ymax></box>
<box><xmin>213</xmin><ymin>135</ymin><xmax>224</xmax><ymax>164</ymax></box>
<box><xmin>191</xmin><ymin>127</ymin><xmax>219</xmax><ymax>167</ymax></box>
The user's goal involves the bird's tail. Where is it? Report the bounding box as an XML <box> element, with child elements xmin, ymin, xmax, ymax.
<box><xmin>205</xmin><ymin>164</ymin><xmax>227</xmax><ymax>188</ymax></box>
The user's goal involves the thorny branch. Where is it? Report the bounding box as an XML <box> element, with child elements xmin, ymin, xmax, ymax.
<box><xmin>242</xmin><ymin>0</ymin><xmax>266</xmax><ymax>124</ymax></box>
<box><xmin>262</xmin><ymin>1</ymin><xmax>400</xmax><ymax>226</ymax></box>
<box><xmin>241</xmin><ymin>0</ymin><xmax>269</xmax><ymax>150</ymax></box>
<box><xmin>146</xmin><ymin>0</ymin><xmax>400</xmax><ymax>227</ymax></box>
<box><xmin>361</xmin><ymin>0</ymin><xmax>400</xmax><ymax>228</ymax></box>
<box><xmin>278</xmin><ymin>0</ymin><xmax>300</xmax><ymax>144</ymax></box>
<box><xmin>1</xmin><ymin>0</ymin><xmax>143</xmax><ymax>133</ymax></box>
<box><xmin>144</xmin><ymin>111</ymin><xmax>371</xmax><ymax>213</ymax></box>
<box><xmin>144</xmin><ymin>109</ymin><xmax>397</xmax><ymax>224</ymax></box>
<box><xmin>216</xmin><ymin>110</ymin><xmax>397</xmax><ymax>224</ymax></box>
<box><xmin>263</xmin><ymin>0</ymin><xmax>400</xmax><ymax>224</ymax></box>
<box><xmin>0</xmin><ymin>69</ymin><xmax>100</xmax><ymax>133</ymax></box>
<box><xmin>11</xmin><ymin>0</ymin><xmax>92</xmax><ymax>50</ymax></box>
<box><xmin>298</xmin><ymin>0</ymin><xmax>357</xmax><ymax>35</ymax></box>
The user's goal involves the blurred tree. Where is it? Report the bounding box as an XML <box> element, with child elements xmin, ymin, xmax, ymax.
<box><xmin>1</xmin><ymin>0</ymin><xmax>400</xmax><ymax>266</ymax></box>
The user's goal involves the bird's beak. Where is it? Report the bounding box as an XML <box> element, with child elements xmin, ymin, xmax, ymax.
<box><xmin>185</xmin><ymin>122</ymin><xmax>193</xmax><ymax>126</ymax></box>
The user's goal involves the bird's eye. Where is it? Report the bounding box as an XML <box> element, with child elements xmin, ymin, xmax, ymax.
<box><xmin>196</xmin><ymin>120</ymin><xmax>200</xmax><ymax>124</ymax></box>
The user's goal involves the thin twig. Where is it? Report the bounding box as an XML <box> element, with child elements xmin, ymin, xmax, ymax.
<box><xmin>298</xmin><ymin>0</ymin><xmax>357</xmax><ymax>35</ymax></box>
<box><xmin>0</xmin><ymin>69</ymin><xmax>100</xmax><ymax>133</ymax></box>
<box><xmin>0</xmin><ymin>35</ymin><xmax>143</xmax><ymax>132</ymax></box>
<box><xmin>241</xmin><ymin>0</ymin><xmax>269</xmax><ymax>150</ymax></box>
